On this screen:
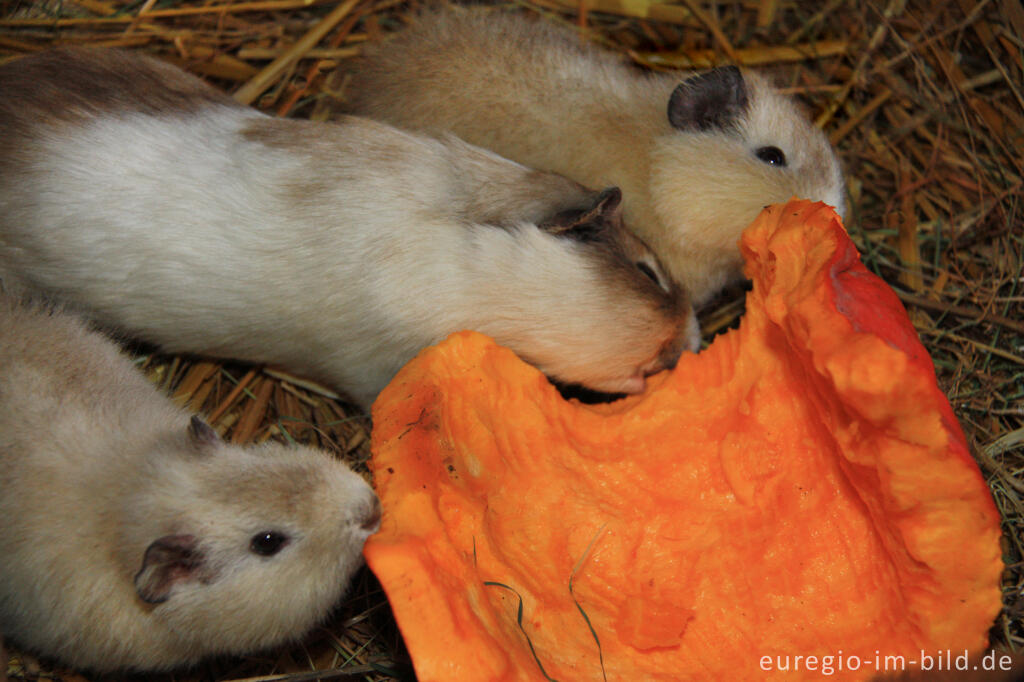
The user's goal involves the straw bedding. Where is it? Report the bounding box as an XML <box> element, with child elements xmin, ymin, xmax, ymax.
<box><xmin>0</xmin><ymin>0</ymin><xmax>1020</xmax><ymax>679</ymax></box>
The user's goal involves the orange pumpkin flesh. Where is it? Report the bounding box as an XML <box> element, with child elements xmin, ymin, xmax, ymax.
<box><xmin>366</xmin><ymin>200</ymin><xmax>1003</xmax><ymax>681</ymax></box>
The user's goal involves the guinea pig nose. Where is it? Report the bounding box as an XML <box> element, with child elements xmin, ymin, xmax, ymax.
<box><xmin>360</xmin><ymin>495</ymin><xmax>382</xmax><ymax>533</ymax></box>
<box><xmin>656</xmin><ymin>334</ymin><xmax>687</xmax><ymax>372</ymax></box>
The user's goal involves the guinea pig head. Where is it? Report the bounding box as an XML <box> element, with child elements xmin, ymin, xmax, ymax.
<box><xmin>649</xmin><ymin>66</ymin><xmax>845</xmax><ymax>305</ymax></box>
<box><xmin>470</xmin><ymin>187</ymin><xmax>699</xmax><ymax>396</ymax></box>
<box><xmin>128</xmin><ymin>417</ymin><xmax>379</xmax><ymax>657</ymax></box>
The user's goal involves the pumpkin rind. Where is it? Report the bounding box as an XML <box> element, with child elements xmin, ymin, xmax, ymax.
<box><xmin>366</xmin><ymin>200</ymin><xmax>1003</xmax><ymax>681</ymax></box>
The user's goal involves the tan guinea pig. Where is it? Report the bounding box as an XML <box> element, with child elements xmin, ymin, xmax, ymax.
<box><xmin>0</xmin><ymin>298</ymin><xmax>381</xmax><ymax>673</ymax></box>
<box><xmin>341</xmin><ymin>7</ymin><xmax>846</xmax><ymax>308</ymax></box>
<box><xmin>0</xmin><ymin>47</ymin><xmax>697</xmax><ymax>410</ymax></box>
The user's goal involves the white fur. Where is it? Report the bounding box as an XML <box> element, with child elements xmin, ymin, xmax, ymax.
<box><xmin>342</xmin><ymin>8</ymin><xmax>846</xmax><ymax>307</ymax></box>
<box><xmin>0</xmin><ymin>299</ymin><xmax>379</xmax><ymax>673</ymax></box>
<box><xmin>0</xmin><ymin>48</ymin><xmax>695</xmax><ymax>408</ymax></box>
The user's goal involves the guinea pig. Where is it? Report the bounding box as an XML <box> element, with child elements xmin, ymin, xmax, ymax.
<box><xmin>0</xmin><ymin>47</ymin><xmax>698</xmax><ymax>410</ymax></box>
<box><xmin>0</xmin><ymin>298</ymin><xmax>381</xmax><ymax>673</ymax></box>
<box><xmin>340</xmin><ymin>7</ymin><xmax>846</xmax><ymax>308</ymax></box>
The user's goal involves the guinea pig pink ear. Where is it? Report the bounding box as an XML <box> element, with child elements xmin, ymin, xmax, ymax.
<box><xmin>187</xmin><ymin>415</ymin><xmax>220</xmax><ymax>452</ymax></box>
<box><xmin>668</xmin><ymin>66</ymin><xmax>748</xmax><ymax>132</ymax></box>
<box><xmin>539</xmin><ymin>187</ymin><xmax>622</xmax><ymax>239</ymax></box>
<box><xmin>134</xmin><ymin>534</ymin><xmax>209</xmax><ymax>604</ymax></box>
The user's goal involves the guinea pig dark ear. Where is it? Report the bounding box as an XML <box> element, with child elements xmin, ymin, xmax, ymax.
<box><xmin>539</xmin><ymin>187</ymin><xmax>623</xmax><ymax>240</ymax></box>
<box><xmin>134</xmin><ymin>534</ymin><xmax>209</xmax><ymax>604</ymax></box>
<box><xmin>590</xmin><ymin>186</ymin><xmax>623</xmax><ymax>219</ymax></box>
<box><xmin>187</xmin><ymin>415</ymin><xmax>220</xmax><ymax>452</ymax></box>
<box><xmin>667</xmin><ymin>66</ymin><xmax>748</xmax><ymax>132</ymax></box>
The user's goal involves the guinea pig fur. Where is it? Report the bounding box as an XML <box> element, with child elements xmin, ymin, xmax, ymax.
<box><xmin>0</xmin><ymin>47</ymin><xmax>698</xmax><ymax>409</ymax></box>
<box><xmin>0</xmin><ymin>299</ymin><xmax>381</xmax><ymax>673</ymax></box>
<box><xmin>341</xmin><ymin>7</ymin><xmax>846</xmax><ymax>308</ymax></box>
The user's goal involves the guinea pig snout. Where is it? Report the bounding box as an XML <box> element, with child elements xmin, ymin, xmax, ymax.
<box><xmin>645</xmin><ymin>332</ymin><xmax>687</xmax><ymax>375</ymax></box>
<box><xmin>640</xmin><ymin>312</ymin><xmax>702</xmax><ymax>377</ymax></box>
<box><xmin>358</xmin><ymin>494</ymin><xmax>382</xmax><ymax>533</ymax></box>
<box><xmin>657</xmin><ymin>341</ymin><xmax>683</xmax><ymax>372</ymax></box>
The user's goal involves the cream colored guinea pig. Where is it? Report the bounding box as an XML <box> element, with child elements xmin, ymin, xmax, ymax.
<box><xmin>0</xmin><ymin>47</ymin><xmax>697</xmax><ymax>409</ymax></box>
<box><xmin>342</xmin><ymin>7</ymin><xmax>846</xmax><ymax>308</ymax></box>
<box><xmin>0</xmin><ymin>298</ymin><xmax>381</xmax><ymax>673</ymax></box>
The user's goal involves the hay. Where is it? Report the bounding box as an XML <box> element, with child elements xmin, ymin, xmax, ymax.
<box><xmin>0</xmin><ymin>0</ymin><xmax>1020</xmax><ymax>678</ymax></box>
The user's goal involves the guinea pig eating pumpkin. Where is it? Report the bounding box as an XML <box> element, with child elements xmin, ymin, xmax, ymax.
<box><xmin>341</xmin><ymin>7</ymin><xmax>846</xmax><ymax>307</ymax></box>
<box><xmin>0</xmin><ymin>47</ymin><xmax>698</xmax><ymax>409</ymax></box>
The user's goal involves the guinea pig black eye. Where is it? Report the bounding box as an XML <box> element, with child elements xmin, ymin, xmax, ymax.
<box><xmin>755</xmin><ymin>146</ymin><xmax>787</xmax><ymax>167</ymax></box>
<box><xmin>636</xmin><ymin>261</ymin><xmax>661</xmax><ymax>287</ymax></box>
<box><xmin>249</xmin><ymin>531</ymin><xmax>289</xmax><ymax>557</ymax></box>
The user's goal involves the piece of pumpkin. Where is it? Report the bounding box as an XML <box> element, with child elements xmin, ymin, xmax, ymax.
<box><xmin>366</xmin><ymin>200</ymin><xmax>1003</xmax><ymax>681</ymax></box>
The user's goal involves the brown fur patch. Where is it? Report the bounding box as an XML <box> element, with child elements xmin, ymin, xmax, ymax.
<box><xmin>0</xmin><ymin>47</ymin><xmax>237</xmax><ymax>174</ymax></box>
<box><xmin>0</xmin><ymin>47</ymin><xmax>234</xmax><ymax>121</ymax></box>
<box><xmin>241</xmin><ymin>115</ymin><xmax>598</xmax><ymax>230</ymax></box>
